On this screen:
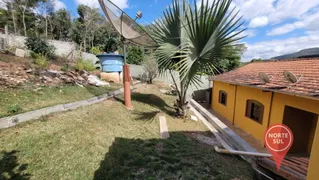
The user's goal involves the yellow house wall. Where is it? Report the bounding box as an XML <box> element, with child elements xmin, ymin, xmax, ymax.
<box><xmin>269</xmin><ymin>93</ymin><xmax>319</xmax><ymax>125</ymax></box>
<box><xmin>233</xmin><ymin>86</ymin><xmax>272</xmax><ymax>143</ymax></box>
<box><xmin>212</xmin><ymin>81</ymin><xmax>236</xmax><ymax>123</ymax></box>
<box><xmin>268</xmin><ymin>93</ymin><xmax>319</xmax><ymax>180</ymax></box>
<box><xmin>211</xmin><ymin>82</ymin><xmax>319</xmax><ymax>179</ymax></box>
<box><xmin>308</xmin><ymin>125</ymin><xmax>319</xmax><ymax>180</ymax></box>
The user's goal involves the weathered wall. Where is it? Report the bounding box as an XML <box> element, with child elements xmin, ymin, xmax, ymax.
<box><xmin>129</xmin><ymin>64</ymin><xmax>211</xmax><ymax>97</ymax></box>
<box><xmin>212</xmin><ymin>81</ymin><xmax>236</xmax><ymax>123</ymax></box>
<box><xmin>0</xmin><ymin>34</ymin><xmax>76</xmax><ymax>58</ymax></box>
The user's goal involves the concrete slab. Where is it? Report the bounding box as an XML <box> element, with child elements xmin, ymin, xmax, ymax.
<box><xmin>190</xmin><ymin>99</ymin><xmax>257</xmax><ymax>153</ymax></box>
<box><xmin>190</xmin><ymin>106</ymin><xmax>233</xmax><ymax>151</ymax></box>
<box><xmin>159</xmin><ymin>116</ymin><xmax>169</xmax><ymax>139</ymax></box>
<box><xmin>15</xmin><ymin>48</ymin><xmax>25</xmax><ymax>57</ymax></box>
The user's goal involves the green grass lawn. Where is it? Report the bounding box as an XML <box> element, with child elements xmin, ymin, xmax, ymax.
<box><xmin>0</xmin><ymin>84</ymin><xmax>254</xmax><ymax>179</ymax></box>
<box><xmin>0</xmin><ymin>84</ymin><xmax>122</xmax><ymax>118</ymax></box>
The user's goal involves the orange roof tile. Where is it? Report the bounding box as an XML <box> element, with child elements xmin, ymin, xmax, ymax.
<box><xmin>211</xmin><ymin>58</ymin><xmax>319</xmax><ymax>99</ymax></box>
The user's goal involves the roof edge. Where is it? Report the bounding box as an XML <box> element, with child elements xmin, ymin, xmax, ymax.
<box><xmin>213</xmin><ymin>79</ymin><xmax>319</xmax><ymax>101</ymax></box>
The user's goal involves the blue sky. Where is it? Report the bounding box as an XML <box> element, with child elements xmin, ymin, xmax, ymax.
<box><xmin>49</xmin><ymin>0</ymin><xmax>319</xmax><ymax>61</ymax></box>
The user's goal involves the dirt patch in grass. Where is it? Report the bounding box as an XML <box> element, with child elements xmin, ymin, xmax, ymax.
<box><xmin>0</xmin><ymin>84</ymin><xmax>254</xmax><ymax>179</ymax></box>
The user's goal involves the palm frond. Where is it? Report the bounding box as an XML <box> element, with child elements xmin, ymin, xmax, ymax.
<box><xmin>151</xmin><ymin>0</ymin><xmax>245</xmax><ymax>95</ymax></box>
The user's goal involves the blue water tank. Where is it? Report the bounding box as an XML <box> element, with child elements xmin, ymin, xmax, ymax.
<box><xmin>96</xmin><ymin>54</ymin><xmax>124</xmax><ymax>73</ymax></box>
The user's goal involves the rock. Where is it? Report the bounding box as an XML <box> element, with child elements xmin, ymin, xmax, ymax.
<box><xmin>190</xmin><ymin>115</ymin><xmax>198</xmax><ymax>121</ymax></box>
<box><xmin>25</xmin><ymin>69</ymin><xmax>33</xmax><ymax>73</ymax></box>
<box><xmin>100</xmin><ymin>72</ymin><xmax>123</xmax><ymax>84</ymax></box>
<box><xmin>43</xmin><ymin>76</ymin><xmax>53</xmax><ymax>82</ymax></box>
<box><xmin>40</xmin><ymin>70</ymin><xmax>59</xmax><ymax>78</ymax></box>
<box><xmin>159</xmin><ymin>89</ymin><xmax>169</xmax><ymax>94</ymax></box>
<box><xmin>88</xmin><ymin>75</ymin><xmax>110</xmax><ymax>87</ymax></box>
<box><xmin>76</xmin><ymin>76</ymin><xmax>85</xmax><ymax>81</ymax></box>
<box><xmin>15</xmin><ymin>48</ymin><xmax>26</xmax><ymax>58</ymax></box>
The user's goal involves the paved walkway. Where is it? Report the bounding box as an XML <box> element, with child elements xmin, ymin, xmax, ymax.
<box><xmin>199</xmin><ymin>102</ymin><xmax>268</xmax><ymax>153</ymax></box>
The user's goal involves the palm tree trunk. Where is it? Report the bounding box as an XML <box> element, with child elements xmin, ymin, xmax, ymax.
<box><xmin>176</xmin><ymin>80</ymin><xmax>189</xmax><ymax>117</ymax></box>
<box><xmin>169</xmin><ymin>70</ymin><xmax>189</xmax><ymax>117</ymax></box>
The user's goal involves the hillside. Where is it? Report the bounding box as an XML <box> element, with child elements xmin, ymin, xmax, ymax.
<box><xmin>271</xmin><ymin>48</ymin><xmax>319</xmax><ymax>60</ymax></box>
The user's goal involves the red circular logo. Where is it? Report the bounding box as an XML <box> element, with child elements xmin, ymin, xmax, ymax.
<box><xmin>265</xmin><ymin>124</ymin><xmax>293</xmax><ymax>152</ymax></box>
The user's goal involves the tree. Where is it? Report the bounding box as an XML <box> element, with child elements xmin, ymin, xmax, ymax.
<box><xmin>251</xmin><ymin>58</ymin><xmax>262</xmax><ymax>62</ymax></box>
<box><xmin>1</xmin><ymin>0</ymin><xmax>18</xmax><ymax>34</ymax></box>
<box><xmin>127</xmin><ymin>45</ymin><xmax>144</xmax><ymax>65</ymax></box>
<box><xmin>50</xmin><ymin>8</ymin><xmax>71</xmax><ymax>40</ymax></box>
<box><xmin>151</xmin><ymin>0</ymin><xmax>245</xmax><ymax>117</ymax></box>
<box><xmin>93</xmin><ymin>22</ymin><xmax>121</xmax><ymax>53</ymax></box>
<box><xmin>216</xmin><ymin>44</ymin><xmax>247</xmax><ymax>72</ymax></box>
<box><xmin>142</xmin><ymin>53</ymin><xmax>158</xmax><ymax>84</ymax></box>
<box><xmin>38</xmin><ymin>0</ymin><xmax>53</xmax><ymax>38</ymax></box>
<box><xmin>15</xmin><ymin>0</ymin><xmax>43</xmax><ymax>36</ymax></box>
<box><xmin>69</xmin><ymin>5</ymin><xmax>103</xmax><ymax>52</ymax></box>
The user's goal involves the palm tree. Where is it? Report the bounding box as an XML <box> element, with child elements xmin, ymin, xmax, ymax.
<box><xmin>150</xmin><ymin>0</ymin><xmax>245</xmax><ymax>117</ymax></box>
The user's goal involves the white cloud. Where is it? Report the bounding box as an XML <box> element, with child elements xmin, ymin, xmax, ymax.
<box><xmin>242</xmin><ymin>33</ymin><xmax>319</xmax><ymax>61</ymax></box>
<box><xmin>0</xmin><ymin>0</ymin><xmax>5</xmax><ymax>9</ymax></box>
<box><xmin>243</xmin><ymin>29</ymin><xmax>257</xmax><ymax>38</ymax></box>
<box><xmin>267</xmin><ymin>21</ymin><xmax>305</xmax><ymax>36</ymax></box>
<box><xmin>232</xmin><ymin>0</ymin><xmax>319</xmax><ymax>27</ymax></box>
<box><xmin>267</xmin><ymin>10</ymin><xmax>319</xmax><ymax>36</ymax></box>
<box><xmin>267</xmin><ymin>0</ymin><xmax>319</xmax><ymax>24</ymax></box>
<box><xmin>232</xmin><ymin>29</ymin><xmax>257</xmax><ymax>38</ymax></box>
<box><xmin>75</xmin><ymin>0</ymin><xmax>129</xmax><ymax>9</ymax></box>
<box><xmin>53</xmin><ymin>0</ymin><xmax>66</xmax><ymax>10</ymax></box>
<box><xmin>248</xmin><ymin>16</ymin><xmax>268</xmax><ymax>28</ymax></box>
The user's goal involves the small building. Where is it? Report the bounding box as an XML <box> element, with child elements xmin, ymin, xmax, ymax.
<box><xmin>210</xmin><ymin>58</ymin><xmax>319</xmax><ymax>180</ymax></box>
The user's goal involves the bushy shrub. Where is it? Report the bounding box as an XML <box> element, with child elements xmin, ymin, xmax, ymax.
<box><xmin>75</xmin><ymin>59</ymin><xmax>95</xmax><ymax>71</ymax></box>
<box><xmin>33</xmin><ymin>54</ymin><xmax>49</xmax><ymax>69</ymax></box>
<box><xmin>6</xmin><ymin>104</ymin><xmax>22</xmax><ymax>114</ymax></box>
<box><xmin>25</xmin><ymin>37</ymin><xmax>55</xmax><ymax>57</ymax></box>
<box><xmin>61</xmin><ymin>64</ymin><xmax>70</xmax><ymax>72</ymax></box>
<box><xmin>127</xmin><ymin>46</ymin><xmax>144</xmax><ymax>65</ymax></box>
<box><xmin>91</xmin><ymin>46</ymin><xmax>102</xmax><ymax>55</ymax></box>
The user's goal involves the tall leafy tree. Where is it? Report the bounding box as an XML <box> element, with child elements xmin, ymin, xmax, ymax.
<box><xmin>69</xmin><ymin>4</ymin><xmax>103</xmax><ymax>52</ymax></box>
<box><xmin>1</xmin><ymin>0</ymin><xmax>18</xmax><ymax>34</ymax></box>
<box><xmin>216</xmin><ymin>44</ymin><xmax>247</xmax><ymax>72</ymax></box>
<box><xmin>127</xmin><ymin>45</ymin><xmax>144</xmax><ymax>65</ymax></box>
<box><xmin>50</xmin><ymin>8</ymin><xmax>71</xmax><ymax>40</ymax></box>
<box><xmin>38</xmin><ymin>0</ymin><xmax>53</xmax><ymax>38</ymax></box>
<box><xmin>151</xmin><ymin>0</ymin><xmax>245</xmax><ymax>117</ymax></box>
<box><xmin>15</xmin><ymin>0</ymin><xmax>43</xmax><ymax>36</ymax></box>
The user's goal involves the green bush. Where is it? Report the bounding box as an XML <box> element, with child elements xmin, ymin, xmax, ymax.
<box><xmin>25</xmin><ymin>37</ymin><xmax>55</xmax><ymax>57</ymax></box>
<box><xmin>127</xmin><ymin>46</ymin><xmax>144</xmax><ymax>65</ymax></box>
<box><xmin>61</xmin><ymin>64</ymin><xmax>70</xmax><ymax>72</ymax></box>
<box><xmin>30</xmin><ymin>51</ymin><xmax>41</xmax><ymax>59</ymax></box>
<box><xmin>34</xmin><ymin>55</ymin><xmax>49</xmax><ymax>69</ymax></box>
<box><xmin>6</xmin><ymin>104</ymin><xmax>22</xmax><ymax>114</ymax></box>
<box><xmin>91</xmin><ymin>46</ymin><xmax>102</xmax><ymax>55</ymax></box>
<box><xmin>76</xmin><ymin>59</ymin><xmax>95</xmax><ymax>71</ymax></box>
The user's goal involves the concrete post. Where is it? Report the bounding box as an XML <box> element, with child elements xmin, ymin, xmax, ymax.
<box><xmin>5</xmin><ymin>25</ymin><xmax>8</xmax><ymax>48</ymax></box>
